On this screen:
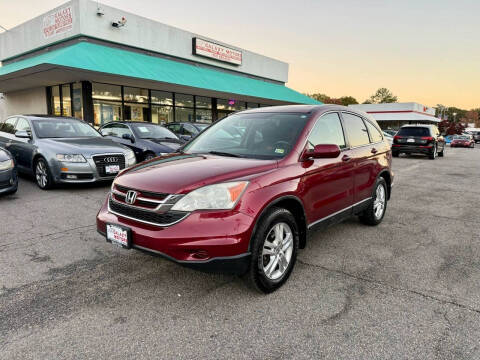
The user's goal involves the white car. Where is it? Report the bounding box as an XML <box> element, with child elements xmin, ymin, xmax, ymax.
<box><xmin>383</xmin><ymin>131</ymin><xmax>393</xmax><ymax>146</ymax></box>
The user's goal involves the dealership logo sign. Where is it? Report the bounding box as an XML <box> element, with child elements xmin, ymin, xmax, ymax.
<box><xmin>42</xmin><ymin>6</ymin><xmax>74</xmax><ymax>39</ymax></box>
<box><xmin>192</xmin><ymin>38</ymin><xmax>242</xmax><ymax>66</ymax></box>
<box><xmin>125</xmin><ymin>190</ymin><xmax>138</xmax><ymax>205</ymax></box>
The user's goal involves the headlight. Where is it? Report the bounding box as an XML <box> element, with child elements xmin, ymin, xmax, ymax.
<box><xmin>56</xmin><ymin>154</ymin><xmax>86</xmax><ymax>163</ymax></box>
<box><xmin>171</xmin><ymin>181</ymin><xmax>249</xmax><ymax>211</ymax></box>
<box><xmin>0</xmin><ymin>159</ymin><xmax>14</xmax><ymax>171</ymax></box>
<box><xmin>126</xmin><ymin>151</ymin><xmax>136</xmax><ymax>166</ymax></box>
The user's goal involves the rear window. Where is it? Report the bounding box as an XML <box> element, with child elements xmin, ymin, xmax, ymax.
<box><xmin>397</xmin><ymin>127</ymin><xmax>430</xmax><ymax>137</ymax></box>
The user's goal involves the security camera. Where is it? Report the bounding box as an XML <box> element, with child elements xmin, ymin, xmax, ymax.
<box><xmin>96</xmin><ymin>7</ymin><xmax>104</xmax><ymax>16</ymax></box>
<box><xmin>112</xmin><ymin>16</ymin><xmax>127</xmax><ymax>28</ymax></box>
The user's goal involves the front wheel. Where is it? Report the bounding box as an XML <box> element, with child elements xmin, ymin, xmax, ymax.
<box><xmin>438</xmin><ymin>145</ymin><xmax>445</xmax><ymax>157</ymax></box>
<box><xmin>247</xmin><ymin>207</ymin><xmax>299</xmax><ymax>293</ymax></box>
<box><xmin>359</xmin><ymin>177</ymin><xmax>388</xmax><ymax>226</ymax></box>
<box><xmin>35</xmin><ymin>158</ymin><xmax>53</xmax><ymax>190</ymax></box>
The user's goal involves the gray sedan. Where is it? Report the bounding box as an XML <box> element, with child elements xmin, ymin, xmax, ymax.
<box><xmin>0</xmin><ymin>115</ymin><xmax>136</xmax><ymax>190</ymax></box>
<box><xmin>0</xmin><ymin>147</ymin><xmax>18</xmax><ymax>195</ymax></box>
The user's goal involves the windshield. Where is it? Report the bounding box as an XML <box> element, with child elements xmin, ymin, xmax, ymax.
<box><xmin>132</xmin><ymin>124</ymin><xmax>178</xmax><ymax>139</ymax></box>
<box><xmin>453</xmin><ymin>135</ymin><xmax>469</xmax><ymax>140</ymax></box>
<box><xmin>183</xmin><ymin>112</ymin><xmax>311</xmax><ymax>159</ymax></box>
<box><xmin>397</xmin><ymin>127</ymin><xmax>430</xmax><ymax>137</ymax></box>
<box><xmin>195</xmin><ymin>123</ymin><xmax>209</xmax><ymax>131</ymax></box>
<box><xmin>32</xmin><ymin>119</ymin><xmax>101</xmax><ymax>138</ymax></box>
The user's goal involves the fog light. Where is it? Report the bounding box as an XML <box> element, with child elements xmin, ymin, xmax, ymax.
<box><xmin>9</xmin><ymin>178</ymin><xmax>14</xmax><ymax>185</ymax></box>
<box><xmin>66</xmin><ymin>174</ymin><xmax>78</xmax><ymax>180</ymax></box>
<box><xmin>191</xmin><ymin>250</ymin><xmax>209</xmax><ymax>260</ymax></box>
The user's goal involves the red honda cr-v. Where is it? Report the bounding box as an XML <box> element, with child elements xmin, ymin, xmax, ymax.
<box><xmin>97</xmin><ymin>105</ymin><xmax>393</xmax><ymax>293</ymax></box>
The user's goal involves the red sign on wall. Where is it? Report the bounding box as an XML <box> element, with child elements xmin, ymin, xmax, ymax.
<box><xmin>193</xmin><ymin>38</ymin><xmax>242</xmax><ymax>66</ymax></box>
<box><xmin>42</xmin><ymin>6</ymin><xmax>74</xmax><ymax>39</ymax></box>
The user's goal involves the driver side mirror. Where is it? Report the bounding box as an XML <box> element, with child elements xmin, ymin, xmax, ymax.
<box><xmin>302</xmin><ymin>144</ymin><xmax>341</xmax><ymax>160</ymax></box>
<box><xmin>15</xmin><ymin>130</ymin><xmax>31</xmax><ymax>139</ymax></box>
<box><xmin>122</xmin><ymin>133</ymin><xmax>135</xmax><ymax>143</ymax></box>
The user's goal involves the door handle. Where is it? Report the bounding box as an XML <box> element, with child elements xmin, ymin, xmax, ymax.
<box><xmin>341</xmin><ymin>154</ymin><xmax>351</xmax><ymax>162</ymax></box>
<box><xmin>371</xmin><ymin>148</ymin><xmax>378</xmax><ymax>154</ymax></box>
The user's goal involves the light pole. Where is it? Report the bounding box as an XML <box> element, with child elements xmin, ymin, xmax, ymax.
<box><xmin>453</xmin><ymin>112</ymin><xmax>457</xmax><ymax>122</ymax></box>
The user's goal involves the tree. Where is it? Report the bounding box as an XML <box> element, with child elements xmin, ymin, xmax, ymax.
<box><xmin>307</xmin><ymin>93</ymin><xmax>358</xmax><ymax>106</ymax></box>
<box><xmin>438</xmin><ymin>119</ymin><xmax>466</xmax><ymax>135</ymax></box>
<box><xmin>365</xmin><ymin>88</ymin><xmax>398</xmax><ymax>104</ymax></box>
<box><xmin>461</xmin><ymin>110</ymin><xmax>479</xmax><ymax>127</ymax></box>
<box><xmin>339</xmin><ymin>96</ymin><xmax>358</xmax><ymax>106</ymax></box>
<box><xmin>307</xmin><ymin>93</ymin><xmax>331</xmax><ymax>103</ymax></box>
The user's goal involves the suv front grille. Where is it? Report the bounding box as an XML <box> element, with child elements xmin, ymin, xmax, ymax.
<box><xmin>93</xmin><ymin>154</ymin><xmax>126</xmax><ymax>177</ymax></box>
<box><xmin>108</xmin><ymin>196</ymin><xmax>188</xmax><ymax>226</ymax></box>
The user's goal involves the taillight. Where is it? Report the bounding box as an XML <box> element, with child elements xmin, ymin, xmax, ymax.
<box><xmin>393</xmin><ymin>136</ymin><xmax>401</xmax><ymax>140</ymax></box>
<box><xmin>421</xmin><ymin>136</ymin><xmax>434</xmax><ymax>141</ymax></box>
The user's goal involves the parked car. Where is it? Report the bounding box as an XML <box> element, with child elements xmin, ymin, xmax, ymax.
<box><xmin>392</xmin><ymin>124</ymin><xmax>445</xmax><ymax>159</ymax></box>
<box><xmin>99</xmin><ymin>121</ymin><xmax>184</xmax><ymax>162</ymax></box>
<box><xmin>383</xmin><ymin>131</ymin><xmax>393</xmax><ymax>146</ymax></box>
<box><xmin>450</xmin><ymin>134</ymin><xmax>475</xmax><ymax>148</ymax></box>
<box><xmin>165</xmin><ymin>122</ymin><xmax>210</xmax><ymax>142</ymax></box>
<box><xmin>470</xmin><ymin>131</ymin><xmax>480</xmax><ymax>143</ymax></box>
<box><xmin>0</xmin><ymin>115</ymin><xmax>136</xmax><ymax>190</ymax></box>
<box><xmin>383</xmin><ymin>129</ymin><xmax>398</xmax><ymax>137</ymax></box>
<box><xmin>0</xmin><ymin>147</ymin><xmax>18</xmax><ymax>195</ymax></box>
<box><xmin>97</xmin><ymin>105</ymin><xmax>393</xmax><ymax>293</ymax></box>
<box><xmin>444</xmin><ymin>135</ymin><xmax>454</xmax><ymax>144</ymax></box>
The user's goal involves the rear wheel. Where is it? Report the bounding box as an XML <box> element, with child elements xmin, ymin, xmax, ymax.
<box><xmin>429</xmin><ymin>145</ymin><xmax>437</xmax><ymax>160</ymax></box>
<box><xmin>392</xmin><ymin>151</ymin><xmax>399</xmax><ymax>157</ymax></box>
<box><xmin>359</xmin><ymin>177</ymin><xmax>387</xmax><ymax>226</ymax></box>
<box><xmin>247</xmin><ymin>207</ymin><xmax>299</xmax><ymax>293</ymax></box>
<box><xmin>34</xmin><ymin>158</ymin><xmax>53</xmax><ymax>190</ymax></box>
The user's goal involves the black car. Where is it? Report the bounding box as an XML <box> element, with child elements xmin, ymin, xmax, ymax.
<box><xmin>0</xmin><ymin>147</ymin><xmax>18</xmax><ymax>195</ymax></box>
<box><xmin>99</xmin><ymin>121</ymin><xmax>184</xmax><ymax>162</ymax></box>
<box><xmin>392</xmin><ymin>124</ymin><xmax>445</xmax><ymax>159</ymax></box>
<box><xmin>165</xmin><ymin>122</ymin><xmax>210</xmax><ymax>142</ymax></box>
<box><xmin>470</xmin><ymin>131</ymin><xmax>480</xmax><ymax>144</ymax></box>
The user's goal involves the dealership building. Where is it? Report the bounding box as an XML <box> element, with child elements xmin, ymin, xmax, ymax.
<box><xmin>0</xmin><ymin>0</ymin><xmax>318</xmax><ymax>126</ymax></box>
<box><xmin>348</xmin><ymin>102</ymin><xmax>440</xmax><ymax>130</ymax></box>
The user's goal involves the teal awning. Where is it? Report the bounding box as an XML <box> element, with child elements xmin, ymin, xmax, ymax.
<box><xmin>0</xmin><ymin>42</ymin><xmax>319</xmax><ymax>105</ymax></box>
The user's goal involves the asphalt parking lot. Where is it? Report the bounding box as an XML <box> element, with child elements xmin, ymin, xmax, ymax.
<box><xmin>1</xmin><ymin>146</ymin><xmax>480</xmax><ymax>360</ymax></box>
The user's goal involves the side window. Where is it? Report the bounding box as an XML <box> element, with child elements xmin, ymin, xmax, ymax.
<box><xmin>307</xmin><ymin>112</ymin><xmax>346</xmax><ymax>149</ymax></box>
<box><xmin>102</xmin><ymin>124</ymin><xmax>131</xmax><ymax>138</ymax></box>
<box><xmin>166</xmin><ymin>124</ymin><xmax>181</xmax><ymax>133</ymax></box>
<box><xmin>364</xmin><ymin>120</ymin><xmax>383</xmax><ymax>143</ymax></box>
<box><xmin>15</xmin><ymin>118</ymin><xmax>31</xmax><ymax>132</ymax></box>
<box><xmin>183</xmin><ymin>124</ymin><xmax>197</xmax><ymax>136</ymax></box>
<box><xmin>0</xmin><ymin>117</ymin><xmax>17</xmax><ymax>134</ymax></box>
<box><xmin>342</xmin><ymin>113</ymin><xmax>370</xmax><ymax>147</ymax></box>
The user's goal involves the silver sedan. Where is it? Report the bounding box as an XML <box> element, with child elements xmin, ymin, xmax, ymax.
<box><xmin>0</xmin><ymin>115</ymin><xmax>136</xmax><ymax>190</ymax></box>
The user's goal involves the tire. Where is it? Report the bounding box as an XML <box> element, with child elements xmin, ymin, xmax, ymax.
<box><xmin>392</xmin><ymin>151</ymin><xmax>399</xmax><ymax>158</ymax></box>
<box><xmin>144</xmin><ymin>152</ymin><xmax>156</xmax><ymax>161</ymax></box>
<box><xmin>34</xmin><ymin>157</ymin><xmax>54</xmax><ymax>190</ymax></box>
<box><xmin>247</xmin><ymin>207</ymin><xmax>299</xmax><ymax>293</ymax></box>
<box><xmin>428</xmin><ymin>145</ymin><xmax>437</xmax><ymax>160</ymax></box>
<box><xmin>359</xmin><ymin>177</ymin><xmax>388</xmax><ymax>226</ymax></box>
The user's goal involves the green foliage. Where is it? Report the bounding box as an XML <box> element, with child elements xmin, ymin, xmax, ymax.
<box><xmin>307</xmin><ymin>93</ymin><xmax>358</xmax><ymax>106</ymax></box>
<box><xmin>365</xmin><ymin>88</ymin><xmax>398</xmax><ymax>104</ymax></box>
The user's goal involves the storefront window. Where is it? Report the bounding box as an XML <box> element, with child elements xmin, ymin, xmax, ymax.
<box><xmin>175</xmin><ymin>107</ymin><xmax>194</xmax><ymax>122</ymax></box>
<box><xmin>72</xmin><ymin>83</ymin><xmax>83</xmax><ymax>119</ymax></box>
<box><xmin>151</xmin><ymin>90</ymin><xmax>173</xmax><ymax>105</ymax></box>
<box><xmin>217</xmin><ymin>99</ymin><xmax>246</xmax><ymax>111</ymax></box>
<box><xmin>92</xmin><ymin>83</ymin><xmax>122</xmax><ymax>101</ymax></box>
<box><xmin>62</xmin><ymin>84</ymin><xmax>71</xmax><ymax>117</ymax></box>
<box><xmin>175</xmin><ymin>94</ymin><xmax>194</xmax><ymax>107</ymax></box>
<box><xmin>93</xmin><ymin>100</ymin><xmax>122</xmax><ymax>126</ymax></box>
<box><xmin>124</xmin><ymin>103</ymin><xmax>149</xmax><ymax>121</ymax></box>
<box><xmin>196</xmin><ymin>96</ymin><xmax>212</xmax><ymax>109</ymax></box>
<box><xmin>195</xmin><ymin>109</ymin><xmax>212</xmax><ymax>123</ymax></box>
<box><xmin>152</xmin><ymin>105</ymin><xmax>174</xmax><ymax>124</ymax></box>
<box><xmin>123</xmin><ymin>87</ymin><xmax>149</xmax><ymax>103</ymax></box>
<box><xmin>51</xmin><ymin>86</ymin><xmax>61</xmax><ymax>116</ymax></box>
<box><xmin>247</xmin><ymin>102</ymin><xmax>259</xmax><ymax>109</ymax></box>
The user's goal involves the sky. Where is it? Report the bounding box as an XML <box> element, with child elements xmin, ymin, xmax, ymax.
<box><xmin>1</xmin><ymin>0</ymin><xmax>479</xmax><ymax>109</ymax></box>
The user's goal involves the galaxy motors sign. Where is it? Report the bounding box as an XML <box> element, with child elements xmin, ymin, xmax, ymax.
<box><xmin>193</xmin><ymin>38</ymin><xmax>242</xmax><ymax>66</ymax></box>
<box><xmin>42</xmin><ymin>6</ymin><xmax>74</xmax><ymax>39</ymax></box>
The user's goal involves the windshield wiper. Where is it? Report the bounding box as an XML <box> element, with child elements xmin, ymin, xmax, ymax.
<box><xmin>207</xmin><ymin>151</ymin><xmax>241</xmax><ymax>158</ymax></box>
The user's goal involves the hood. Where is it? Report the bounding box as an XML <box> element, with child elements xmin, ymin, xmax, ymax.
<box><xmin>115</xmin><ymin>154</ymin><xmax>277</xmax><ymax>194</ymax></box>
<box><xmin>144</xmin><ymin>138</ymin><xmax>182</xmax><ymax>151</ymax></box>
<box><xmin>40</xmin><ymin>137</ymin><xmax>130</xmax><ymax>155</ymax></box>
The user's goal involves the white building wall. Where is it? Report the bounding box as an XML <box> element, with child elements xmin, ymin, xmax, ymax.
<box><xmin>3</xmin><ymin>88</ymin><xmax>47</xmax><ymax>117</ymax></box>
<box><xmin>0</xmin><ymin>94</ymin><xmax>6</xmax><ymax>121</ymax></box>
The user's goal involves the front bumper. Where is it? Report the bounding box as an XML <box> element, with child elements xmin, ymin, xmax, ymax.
<box><xmin>0</xmin><ymin>168</ymin><xmax>18</xmax><ymax>194</ymax></box>
<box><xmin>50</xmin><ymin>156</ymin><xmax>134</xmax><ymax>184</ymax></box>
<box><xmin>391</xmin><ymin>144</ymin><xmax>433</xmax><ymax>154</ymax></box>
<box><xmin>96</xmin><ymin>198</ymin><xmax>254</xmax><ymax>274</ymax></box>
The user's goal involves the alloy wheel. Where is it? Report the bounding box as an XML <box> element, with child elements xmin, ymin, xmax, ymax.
<box><xmin>262</xmin><ymin>222</ymin><xmax>294</xmax><ymax>280</ymax></box>
<box><xmin>373</xmin><ymin>184</ymin><xmax>386</xmax><ymax>220</ymax></box>
<box><xmin>36</xmin><ymin>161</ymin><xmax>48</xmax><ymax>188</ymax></box>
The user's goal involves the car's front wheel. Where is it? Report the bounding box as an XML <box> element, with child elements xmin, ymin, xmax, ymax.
<box><xmin>248</xmin><ymin>207</ymin><xmax>299</xmax><ymax>293</ymax></box>
<box><xmin>34</xmin><ymin>158</ymin><xmax>53</xmax><ymax>190</ymax></box>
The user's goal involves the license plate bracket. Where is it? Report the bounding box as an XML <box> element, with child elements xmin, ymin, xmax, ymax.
<box><xmin>105</xmin><ymin>164</ymin><xmax>120</xmax><ymax>174</ymax></box>
<box><xmin>106</xmin><ymin>223</ymin><xmax>132</xmax><ymax>249</ymax></box>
